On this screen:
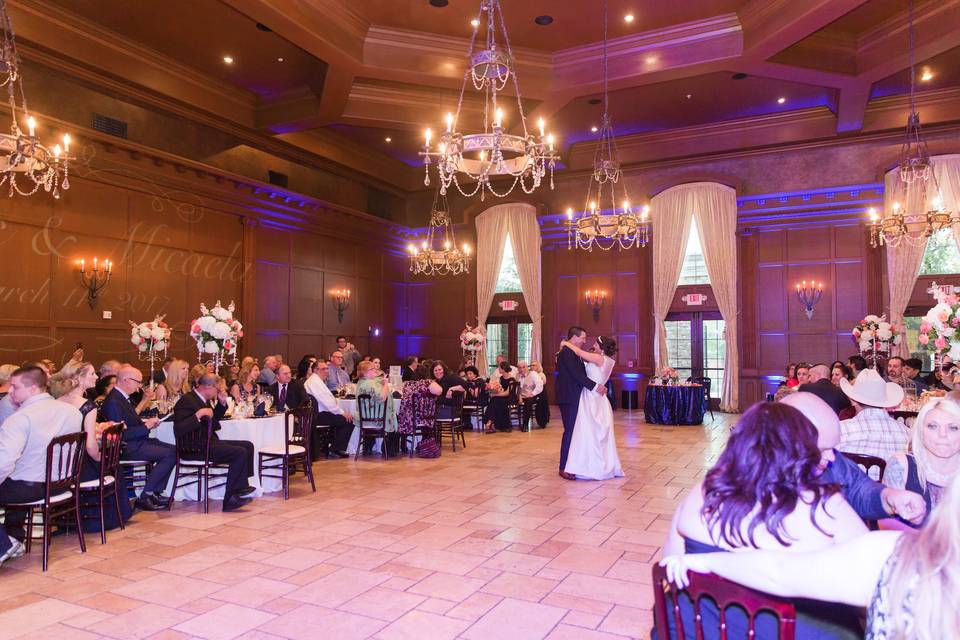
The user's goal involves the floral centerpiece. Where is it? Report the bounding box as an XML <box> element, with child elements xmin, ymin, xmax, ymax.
<box><xmin>852</xmin><ymin>314</ymin><xmax>901</xmax><ymax>368</ymax></box>
<box><xmin>460</xmin><ymin>324</ymin><xmax>485</xmax><ymax>355</ymax></box>
<box><xmin>129</xmin><ymin>315</ymin><xmax>170</xmax><ymax>354</ymax></box>
<box><xmin>190</xmin><ymin>300</ymin><xmax>243</xmax><ymax>367</ymax></box>
<box><xmin>918</xmin><ymin>285</ymin><xmax>960</xmax><ymax>361</ymax></box>
<box><xmin>656</xmin><ymin>366</ymin><xmax>680</xmax><ymax>385</ymax></box>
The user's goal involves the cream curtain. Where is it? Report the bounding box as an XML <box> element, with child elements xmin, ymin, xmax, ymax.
<box><xmin>474</xmin><ymin>203</ymin><xmax>540</xmax><ymax>377</ymax></box>
<box><xmin>651</xmin><ymin>187</ymin><xmax>695</xmax><ymax>371</ymax></box>
<box><xmin>933</xmin><ymin>155</ymin><xmax>960</xmax><ymax>256</ymax></box>
<box><xmin>691</xmin><ymin>184</ymin><xmax>740</xmax><ymax>412</ymax></box>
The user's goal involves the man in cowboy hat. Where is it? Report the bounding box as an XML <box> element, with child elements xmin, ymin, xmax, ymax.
<box><xmin>837</xmin><ymin>368</ymin><xmax>910</xmax><ymax>479</ymax></box>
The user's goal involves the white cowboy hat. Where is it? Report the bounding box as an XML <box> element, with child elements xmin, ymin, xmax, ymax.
<box><xmin>839</xmin><ymin>368</ymin><xmax>904</xmax><ymax>408</ymax></box>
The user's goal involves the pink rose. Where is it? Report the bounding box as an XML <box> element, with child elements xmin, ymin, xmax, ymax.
<box><xmin>920</xmin><ymin>322</ymin><xmax>931</xmax><ymax>333</ymax></box>
<box><xmin>939</xmin><ymin>311</ymin><xmax>950</xmax><ymax>323</ymax></box>
<box><xmin>935</xmin><ymin>336</ymin><xmax>948</xmax><ymax>350</ymax></box>
<box><xmin>919</xmin><ymin>333</ymin><xmax>930</xmax><ymax>345</ymax></box>
<box><xmin>953</xmin><ymin>317</ymin><xmax>960</xmax><ymax>327</ymax></box>
<box><xmin>948</xmin><ymin>295</ymin><xmax>958</xmax><ymax>305</ymax></box>
<box><xmin>853</xmin><ymin>329</ymin><xmax>861</xmax><ymax>337</ymax></box>
<box><xmin>224</xmin><ymin>339</ymin><xmax>234</xmax><ymax>350</ymax></box>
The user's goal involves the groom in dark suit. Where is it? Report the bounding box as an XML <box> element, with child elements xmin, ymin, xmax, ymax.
<box><xmin>556</xmin><ymin>326</ymin><xmax>606</xmax><ymax>480</ymax></box>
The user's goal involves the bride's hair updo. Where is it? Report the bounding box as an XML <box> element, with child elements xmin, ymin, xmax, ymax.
<box><xmin>596</xmin><ymin>336</ymin><xmax>618</xmax><ymax>357</ymax></box>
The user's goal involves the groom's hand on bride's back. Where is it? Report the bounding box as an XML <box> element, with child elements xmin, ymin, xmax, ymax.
<box><xmin>595</xmin><ymin>384</ymin><xmax>606</xmax><ymax>395</ymax></box>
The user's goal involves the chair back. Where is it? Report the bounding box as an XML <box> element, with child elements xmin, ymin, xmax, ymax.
<box><xmin>357</xmin><ymin>393</ymin><xmax>387</xmax><ymax>428</ymax></box>
<box><xmin>98</xmin><ymin>423</ymin><xmax>124</xmax><ymax>479</ymax></box>
<box><xmin>435</xmin><ymin>390</ymin><xmax>465</xmax><ymax>421</ymax></box>
<box><xmin>286</xmin><ymin>398</ymin><xmax>314</xmax><ymax>456</ymax></box>
<box><xmin>844</xmin><ymin>452</ymin><xmax>887</xmax><ymax>481</ymax></box>
<box><xmin>175</xmin><ymin>416</ymin><xmax>214</xmax><ymax>465</ymax></box>
<box><xmin>651</xmin><ymin>563</ymin><xmax>796</xmax><ymax>640</ymax></box>
<box><xmin>46</xmin><ymin>432</ymin><xmax>85</xmax><ymax>498</ymax></box>
<box><xmin>688</xmin><ymin>376</ymin><xmax>712</xmax><ymax>413</ymax></box>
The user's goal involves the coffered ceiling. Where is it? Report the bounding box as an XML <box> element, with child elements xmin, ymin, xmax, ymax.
<box><xmin>15</xmin><ymin>0</ymin><xmax>960</xmax><ymax>189</ymax></box>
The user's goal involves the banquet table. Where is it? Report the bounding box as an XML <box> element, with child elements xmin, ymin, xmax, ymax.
<box><xmin>644</xmin><ymin>384</ymin><xmax>705</xmax><ymax>425</ymax></box>
<box><xmin>339</xmin><ymin>396</ymin><xmax>403</xmax><ymax>454</ymax></box>
<box><xmin>154</xmin><ymin>414</ymin><xmax>288</xmax><ymax>501</ymax></box>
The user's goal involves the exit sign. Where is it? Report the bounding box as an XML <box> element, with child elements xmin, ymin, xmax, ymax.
<box><xmin>499</xmin><ymin>300</ymin><xmax>519</xmax><ymax>311</ymax></box>
<box><xmin>683</xmin><ymin>293</ymin><xmax>707</xmax><ymax>306</ymax></box>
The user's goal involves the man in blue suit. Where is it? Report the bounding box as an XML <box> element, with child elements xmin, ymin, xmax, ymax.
<box><xmin>102</xmin><ymin>365</ymin><xmax>176</xmax><ymax>511</ymax></box>
<box><xmin>556</xmin><ymin>326</ymin><xmax>605</xmax><ymax>480</ymax></box>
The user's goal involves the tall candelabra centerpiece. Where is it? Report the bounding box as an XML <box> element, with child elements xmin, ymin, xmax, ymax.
<box><xmin>852</xmin><ymin>314</ymin><xmax>902</xmax><ymax>370</ymax></box>
<box><xmin>190</xmin><ymin>301</ymin><xmax>242</xmax><ymax>371</ymax></box>
<box><xmin>459</xmin><ymin>324</ymin><xmax>485</xmax><ymax>359</ymax></box>
<box><xmin>129</xmin><ymin>315</ymin><xmax>171</xmax><ymax>387</ymax></box>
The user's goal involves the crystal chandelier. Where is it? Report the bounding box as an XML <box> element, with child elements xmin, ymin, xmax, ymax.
<box><xmin>0</xmin><ymin>0</ymin><xmax>71</xmax><ymax>199</ymax></box>
<box><xmin>567</xmin><ymin>0</ymin><xmax>649</xmax><ymax>251</ymax></box>
<box><xmin>419</xmin><ymin>0</ymin><xmax>557</xmax><ymax>201</ymax></box>
<box><xmin>868</xmin><ymin>0</ymin><xmax>953</xmax><ymax>248</ymax></box>
<box><xmin>407</xmin><ymin>187</ymin><xmax>471</xmax><ymax>276</ymax></box>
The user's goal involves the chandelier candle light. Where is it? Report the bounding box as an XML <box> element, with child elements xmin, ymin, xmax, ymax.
<box><xmin>331</xmin><ymin>289</ymin><xmax>350</xmax><ymax>323</ymax></box>
<box><xmin>584</xmin><ymin>289</ymin><xmax>607</xmax><ymax>322</ymax></box>
<box><xmin>408</xmin><ymin>187</ymin><xmax>471</xmax><ymax>276</ymax></box>
<box><xmin>77</xmin><ymin>257</ymin><xmax>112</xmax><ymax>308</ymax></box>
<box><xmin>0</xmin><ymin>0</ymin><xmax>72</xmax><ymax>199</ymax></box>
<box><xmin>867</xmin><ymin>0</ymin><xmax>953</xmax><ymax>248</ymax></box>
<box><xmin>567</xmin><ymin>0</ymin><xmax>650</xmax><ymax>251</ymax></box>
<box><xmin>795</xmin><ymin>280</ymin><xmax>823</xmax><ymax>319</ymax></box>
<box><xmin>419</xmin><ymin>0</ymin><xmax>557</xmax><ymax>200</ymax></box>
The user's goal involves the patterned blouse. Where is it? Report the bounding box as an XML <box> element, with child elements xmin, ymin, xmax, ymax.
<box><xmin>866</xmin><ymin>542</ymin><xmax>915</xmax><ymax>639</ymax></box>
<box><xmin>397</xmin><ymin>380</ymin><xmax>435</xmax><ymax>435</ymax></box>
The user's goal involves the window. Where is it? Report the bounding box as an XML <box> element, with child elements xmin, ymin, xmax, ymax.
<box><xmin>703</xmin><ymin>319</ymin><xmax>726</xmax><ymax>394</ymax></box>
<box><xmin>517</xmin><ymin>322</ymin><xmax>532</xmax><ymax>364</ymax></box>
<box><xmin>486</xmin><ymin>323</ymin><xmax>509</xmax><ymax>372</ymax></box>
<box><xmin>494</xmin><ymin>234</ymin><xmax>523</xmax><ymax>293</ymax></box>
<box><xmin>919</xmin><ymin>228</ymin><xmax>960</xmax><ymax>275</ymax></box>
<box><xmin>665</xmin><ymin>320</ymin><xmax>693</xmax><ymax>381</ymax></box>
<box><xmin>665</xmin><ymin>313</ymin><xmax>725</xmax><ymax>406</ymax></box>
<box><xmin>679</xmin><ymin>218</ymin><xmax>710</xmax><ymax>285</ymax></box>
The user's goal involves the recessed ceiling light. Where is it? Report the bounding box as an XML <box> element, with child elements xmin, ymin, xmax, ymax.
<box><xmin>731</xmin><ymin>72</ymin><xmax>748</xmax><ymax>80</ymax></box>
<box><xmin>384</xmin><ymin>137</ymin><xmax>392</xmax><ymax>143</ymax></box>
<box><xmin>777</xmin><ymin>97</ymin><xmax>786</xmax><ymax>104</ymax></box>
<box><xmin>534</xmin><ymin>15</ymin><xmax>554</xmax><ymax>26</ymax></box>
<box><xmin>921</xmin><ymin>68</ymin><xmax>934</xmax><ymax>82</ymax></box>
<box><xmin>429</xmin><ymin>0</ymin><xmax>448</xmax><ymax>7</ymax></box>
<box><xmin>590</xmin><ymin>126</ymin><xmax>598</xmax><ymax>133</ymax></box>
<box><xmin>624</xmin><ymin>14</ymin><xmax>635</xmax><ymax>23</ymax></box>
<box><xmin>277</xmin><ymin>57</ymin><xmax>284</xmax><ymax>62</ymax></box>
<box><xmin>223</xmin><ymin>56</ymin><xmax>234</xmax><ymax>64</ymax></box>
<box><xmin>470</xmin><ymin>18</ymin><xmax>479</xmax><ymax>27</ymax></box>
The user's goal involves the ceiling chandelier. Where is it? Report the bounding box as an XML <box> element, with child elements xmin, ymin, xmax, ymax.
<box><xmin>567</xmin><ymin>0</ymin><xmax>649</xmax><ymax>251</ymax></box>
<box><xmin>0</xmin><ymin>0</ymin><xmax>71</xmax><ymax>199</ymax></box>
<box><xmin>407</xmin><ymin>186</ymin><xmax>471</xmax><ymax>276</ymax></box>
<box><xmin>868</xmin><ymin>0</ymin><xmax>952</xmax><ymax>248</ymax></box>
<box><xmin>420</xmin><ymin>0</ymin><xmax>557</xmax><ymax>201</ymax></box>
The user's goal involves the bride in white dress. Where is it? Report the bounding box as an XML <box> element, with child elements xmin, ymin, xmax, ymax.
<box><xmin>561</xmin><ymin>336</ymin><xmax>625</xmax><ymax>481</ymax></box>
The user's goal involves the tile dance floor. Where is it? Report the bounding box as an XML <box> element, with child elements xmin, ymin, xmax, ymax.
<box><xmin>0</xmin><ymin>409</ymin><xmax>733</xmax><ymax>640</ymax></box>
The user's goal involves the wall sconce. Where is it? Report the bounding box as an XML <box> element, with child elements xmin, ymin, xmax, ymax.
<box><xmin>368</xmin><ymin>325</ymin><xmax>380</xmax><ymax>337</ymax></box>
<box><xmin>76</xmin><ymin>257</ymin><xmax>112</xmax><ymax>308</ymax></box>
<box><xmin>584</xmin><ymin>289</ymin><xmax>607</xmax><ymax>322</ymax></box>
<box><xmin>331</xmin><ymin>288</ymin><xmax>351</xmax><ymax>323</ymax></box>
<box><xmin>795</xmin><ymin>280</ymin><xmax>823</xmax><ymax>319</ymax></box>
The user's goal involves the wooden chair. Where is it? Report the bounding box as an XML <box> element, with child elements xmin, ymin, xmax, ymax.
<box><xmin>652</xmin><ymin>563</ymin><xmax>796</xmax><ymax>640</ymax></box>
<box><xmin>843</xmin><ymin>452</ymin><xmax>887</xmax><ymax>481</ymax></box>
<box><xmin>78</xmin><ymin>424</ymin><xmax>126</xmax><ymax>544</ymax></box>
<box><xmin>355</xmin><ymin>393</ymin><xmax>389</xmax><ymax>460</ymax></box>
<box><xmin>687</xmin><ymin>376</ymin><xmax>715</xmax><ymax>420</ymax></box>
<box><xmin>404</xmin><ymin>393</ymin><xmax>435</xmax><ymax>457</ymax></box>
<box><xmin>838</xmin><ymin>405</ymin><xmax>857</xmax><ymax>421</ymax></box>
<box><xmin>460</xmin><ymin>387</ymin><xmax>483</xmax><ymax>431</ymax></box>
<box><xmin>506</xmin><ymin>381</ymin><xmax>523</xmax><ymax>430</ymax></box>
<box><xmin>1</xmin><ymin>432</ymin><xmax>86</xmax><ymax>571</ymax></box>
<box><xmin>168</xmin><ymin>417</ymin><xmax>230</xmax><ymax>514</ymax></box>
<box><xmin>259</xmin><ymin>401</ymin><xmax>316</xmax><ymax>499</ymax></box>
<box><xmin>434</xmin><ymin>391</ymin><xmax>466</xmax><ymax>451</ymax></box>
<box><xmin>118</xmin><ymin>459</ymin><xmax>154</xmax><ymax>500</ymax></box>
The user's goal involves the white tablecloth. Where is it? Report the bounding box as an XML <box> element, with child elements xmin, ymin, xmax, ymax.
<box><xmin>339</xmin><ymin>397</ymin><xmax>402</xmax><ymax>455</ymax></box>
<box><xmin>154</xmin><ymin>414</ymin><xmax>288</xmax><ymax>501</ymax></box>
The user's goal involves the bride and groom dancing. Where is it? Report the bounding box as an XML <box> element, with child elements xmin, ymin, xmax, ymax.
<box><xmin>557</xmin><ymin>326</ymin><xmax>624</xmax><ymax>481</ymax></box>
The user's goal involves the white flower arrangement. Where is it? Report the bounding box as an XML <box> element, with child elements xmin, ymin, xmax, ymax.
<box><xmin>129</xmin><ymin>316</ymin><xmax>171</xmax><ymax>353</ymax></box>
<box><xmin>190</xmin><ymin>301</ymin><xmax>242</xmax><ymax>357</ymax></box>
<box><xmin>460</xmin><ymin>324</ymin><xmax>485</xmax><ymax>353</ymax></box>
<box><xmin>851</xmin><ymin>314</ymin><xmax>901</xmax><ymax>358</ymax></box>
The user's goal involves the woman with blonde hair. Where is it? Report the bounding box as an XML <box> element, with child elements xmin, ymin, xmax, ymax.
<box><xmin>155</xmin><ymin>359</ymin><xmax>190</xmax><ymax>402</ymax></box>
<box><xmin>229</xmin><ymin>361</ymin><xmax>261</xmax><ymax>402</ymax></box>
<box><xmin>50</xmin><ymin>361</ymin><xmax>132</xmax><ymax>531</ymax></box>
<box><xmin>883</xmin><ymin>393</ymin><xmax>960</xmax><ymax>527</ymax></box>
<box><xmin>661</xmin><ymin>471</ymin><xmax>960</xmax><ymax>639</ymax></box>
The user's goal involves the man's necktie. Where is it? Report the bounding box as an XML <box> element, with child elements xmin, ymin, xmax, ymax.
<box><xmin>279</xmin><ymin>384</ymin><xmax>287</xmax><ymax>408</ymax></box>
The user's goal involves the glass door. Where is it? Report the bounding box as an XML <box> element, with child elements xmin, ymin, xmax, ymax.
<box><xmin>664</xmin><ymin>312</ymin><xmax>725</xmax><ymax>406</ymax></box>
<box><xmin>485</xmin><ymin>319</ymin><xmax>532</xmax><ymax>371</ymax></box>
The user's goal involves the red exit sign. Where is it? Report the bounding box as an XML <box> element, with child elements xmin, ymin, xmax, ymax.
<box><xmin>499</xmin><ymin>300</ymin><xmax>519</xmax><ymax>311</ymax></box>
<box><xmin>682</xmin><ymin>293</ymin><xmax>707</xmax><ymax>306</ymax></box>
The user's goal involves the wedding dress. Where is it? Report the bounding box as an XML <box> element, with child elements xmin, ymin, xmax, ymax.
<box><xmin>564</xmin><ymin>355</ymin><xmax>624</xmax><ymax>480</ymax></box>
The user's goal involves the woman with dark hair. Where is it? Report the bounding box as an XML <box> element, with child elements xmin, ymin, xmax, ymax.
<box><xmin>558</xmin><ymin>335</ymin><xmax>622</xmax><ymax>480</ymax></box>
<box><xmin>830</xmin><ymin>363</ymin><xmax>854</xmax><ymax>385</ymax></box>
<box><xmin>431</xmin><ymin>361</ymin><xmax>467</xmax><ymax>420</ymax></box>
<box><xmin>296</xmin><ymin>354</ymin><xmax>317</xmax><ymax>380</ymax></box>
<box><xmin>783</xmin><ymin>362</ymin><xmax>799</xmax><ymax>388</ymax></box>
<box><xmin>661</xmin><ymin>402</ymin><xmax>868</xmax><ymax>640</ymax></box>
<box><xmin>483</xmin><ymin>361</ymin><xmax>516</xmax><ymax>433</ymax></box>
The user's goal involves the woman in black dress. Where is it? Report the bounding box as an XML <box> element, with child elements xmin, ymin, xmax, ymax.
<box><xmin>430</xmin><ymin>361</ymin><xmax>466</xmax><ymax>420</ymax></box>
<box><xmin>50</xmin><ymin>361</ymin><xmax>133</xmax><ymax>532</ymax></box>
<box><xmin>484</xmin><ymin>361</ymin><xmax>516</xmax><ymax>433</ymax></box>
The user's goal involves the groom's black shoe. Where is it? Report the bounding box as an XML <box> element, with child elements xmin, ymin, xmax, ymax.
<box><xmin>559</xmin><ymin>471</ymin><xmax>576</xmax><ymax>480</ymax></box>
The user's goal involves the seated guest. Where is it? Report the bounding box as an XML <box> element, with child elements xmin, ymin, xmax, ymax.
<box><xmin>660</xmin><ymin>472</ymin><xmax>960</xmax><ymax>640</ymax></box>
<box><xmin>0</xmin><ymin>366</ymin><xmax>82</xmax><ymax>565</ymax></box>
<box><xmin>257</xmin><ymin>355</ymin><xmax>279</xmax><ymax>387</ymax></box>
<box><xmin>302</xmin><ymin>360</ymin><xmax>352</xmax><ymax>459</ymax></box>
<box><xmin>495</xmin><ymin>354</ymin><xmax>518</xmax><ymax>379</ymax></box>
<box><xmin>517</xmin><ymin>361</ymin><xmax>544</xmax><ymax>430</ymax></box>
<box><xmin>885</xmin><ymin>356</ymin><xmax>918</xmax><ymax>394</ymax></box>
<box><xmin>484</xmin><ymin>361</ymin><xmax>516</xmax><ymax>433</ymax></box>
<box><xmin>837</xmin><ymin>369</ymin><xmax>909</xmax><ymax>478</ymax></box>
<box><xmin>228</xmin><ymin>362</ymin><xmax>261</xmax><ymax>402</ymax></box>
<box><xmin>830</xmin><ymin>363</ymin><xmax>853</xmax><ymax>385</ymax></box>
<box><xmin>356</xmin><ymin>361</ymin><xmax>397</xmax><ymax>433</ymax></box>
<box><xmin>401</xmin><ymin>356</ymin><xmax>419</xmax><ymax>382</ymax></box>
<box><xmin>295</xmin><ymin>354</ymin><xmax>317</xmax><ymax>380</ymax></box>
<box><xmin>431</xmin><ymin>361</ymin><xmax>466</xmax><ymax>420</ymax></box>
<box><xmin>0</xmin><ymin>363</ymin><xmax>16</xmax><ymax>399</ymax></box>
<box><xmin>783</xmin><ymin>362</ymin><xmax>799</xmax><ymax>388</ymax></box>
<box><xmin>50</xmin><ymin>361</ymin><xmax>132</xmax><ymax>532</ymax></box>
<box><xmin>798</xmin><ymin>363</ymin><xmax>851</xmax><ymax>416</ymax></box>
<box><xmin>222</xmin><ymin>362</ymin><xmax>240</xmax><ymax>384</ymax></box>
<box><xmin>398</xmin><ymin>363</ymin><xmax>442</xmax><ymax>436</ymax></box>
<box><xmin>268</xmin><ymin>364</ymin><xmax>307</xmax><ymax>413</ymax></box>
<box><xmin>102</xmin><ymin>365</ymin><xmax>176</xmax><ymax>511</ymax></box>
<box><xmin>462</xmin><ymin>366</ymin><xmax>486</xmax><ymax>404</ymax></box>
<box><xmin>92</xmin><ymin>374</ymin><xmax>117</xmax><ymax>419</ymax></box>
<box><xmin>325</xmin><ymin>351</ymin><xmax>352</xmax><ymax>391</ymax></box>
<box><xmin>663</xmin><ymin>401</ymin><xmax>867</xmax><ymax>640</ymax></box>
<box><xmin>172</xmin><ymin>374</ymin><xmax>255</xmax><ymax>512</ymax></box>
<box><xmin>902</xmin><ymin>357</ymin><xmax>929</xmax><ymax>392</ymax></box>
<box><xmin>189</xmin><ymin>363</ymin><xmax>208</xmax><ymax>387</ymax></box>
<box><xmin>928</xmin><ymin>363</ymin><xmax>958</xmax><ymax>391</ymax></box>
<box><xmin>155</xmin><ymin>359</ymin><xmax>191</xmax><ymax>405</ymax></box>
<box><xmin>847</xmin><ymin>354</ymin><xmax>867</xmax><ymax>379</ymax></box>
<box><xmin>530</xmin><ymin>360</ymin><xmax>550</xmax><ymax>427</ymax></box>
<box><xmin>782</xmin><ymin>393</ymin><xmax>926</xmax><ymax>524</ymax></box>
<box><xmin>774</xmin><ymin>362</ymin><xmax>810</xmax><ymax>401</ymax></box>
<box><xmin>883</xmin><ymin>393</ymin><xmax>960</xmax><ymax>527</ymax></box>
<box><xmin>99</xmin><ymin>359</ymin><xmax>121</xmax><ymax>381</ymax></box>
<box><xmin>151</xmin><ymin>356</ymin><xmax>175</xmax><ymax>386</ymax></box>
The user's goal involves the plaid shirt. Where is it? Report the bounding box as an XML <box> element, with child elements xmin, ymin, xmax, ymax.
<box><xmin>838</xmin><ymin>407</ymin><xmax>910</xmax><ymax>479</ymax></box>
